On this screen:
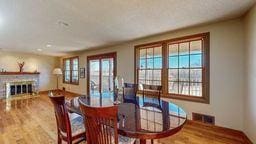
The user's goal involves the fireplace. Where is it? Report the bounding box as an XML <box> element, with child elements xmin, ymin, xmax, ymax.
<box><xmin>6</xmin><ymin>81</ymin><xmax>37</xmax><ymax>98</ymax></box>
<box><xmin>0</xmin><ymin>72</ymin><xmax>40</xmax><ymax>99</ymax></box>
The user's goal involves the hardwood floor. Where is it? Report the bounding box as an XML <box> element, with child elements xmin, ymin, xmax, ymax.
<box><xmin>0</xmin><ymin>93</ymin><xmax>251</xmax><ymax>144</ymax></box>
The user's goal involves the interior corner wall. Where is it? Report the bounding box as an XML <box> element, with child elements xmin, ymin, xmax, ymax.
<box><xmin>244</xmin><ymin>4</ymin><xmax>256</xmax><ymax>143</ymax></box>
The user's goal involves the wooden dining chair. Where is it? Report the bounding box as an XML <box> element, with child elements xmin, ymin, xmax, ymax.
<box><xmin>48</xmin><ymin>89</ymin><xmax>66</xmax><ymax>97</ymax></box>
<box><xmin>142</xmin><ymin>84</ymin><xmax>163</xmax><ymax>144</ymax></box>
<box><xmin>123</xmin><ymin>83</ymin><xmax>138</xmax><ymax>104</ymax></box>
<box><xmin>79</xmin><ymin>101</ymin><xmax>136</xmax><ymax>144</ymax></box>
<box><xmin>48</xmin><ymin>95</ymin><xmax>86</xmax><ymax>144</ymax></box>
<box><xmin>142</xmin><ymin>84</ymin><xmax>162</xmax><ymax>107</ymax></box>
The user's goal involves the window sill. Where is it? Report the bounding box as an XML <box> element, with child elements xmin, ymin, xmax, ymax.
<box><xmin>63</xmin><ymin>82</ymin><xmax>79</xmax><ymax>85</ymax></box>
<box><xmin>137</xmin><ymin>90</ymin><xmax>209</xmax><ymax>104</ymax></box>
<box><xmin>163</xmin><ymin>94</ymin><xmax>209</xmax><ymax>104</ymax></box>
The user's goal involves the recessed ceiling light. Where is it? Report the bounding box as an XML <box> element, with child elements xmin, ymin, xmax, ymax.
<box><xmin>46</xmin><ymin>44</ymin><xmax>52</xmax><ymax>48</ymax></box>
<box><xmin>37</xmin><ymin>49</ymin><xmax>42</xmax><ymax>51</ymax></box>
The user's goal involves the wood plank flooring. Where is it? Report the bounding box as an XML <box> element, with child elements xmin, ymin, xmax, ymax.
<box><xmin>0</xmin><ymin>93</ymin><xmax>251</xmax><ymax>144</ymax></box>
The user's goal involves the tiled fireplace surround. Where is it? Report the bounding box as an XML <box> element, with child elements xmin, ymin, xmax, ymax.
<box><xmin>0</xmin><ymin>74</ymin><xmax>39</xmax><ymax>99</ymax></box>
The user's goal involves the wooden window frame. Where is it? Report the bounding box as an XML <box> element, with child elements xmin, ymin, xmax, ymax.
<box><xmin>137</xmin><ymin>44</ymin><xmax>163</xmax><ymax>86</ymax></box>
<box><xmin>63</xmin><ymin>56</ymin><xmax>79</xmax><ymax>85</ymax></box>
<box><xmin>135</xmin><ymin>33</ymin><xmax>210</xmax><ymax>104</ymax></box>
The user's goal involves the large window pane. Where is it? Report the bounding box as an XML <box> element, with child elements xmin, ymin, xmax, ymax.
<box><xmin>190</xmin><ymin>69</ymin><xmax>202</xmax><ymax>82</ymax></box>
<box><xmin>65</xmin><ymin>71</ymin><xmax>70</xmax><ymax>82</ymax></box>
<box><xmin>73</xmin><ymin>71</ymin><xmax>78</xmax><ymax>77</ymax></box>
<box><xmin>190</xmin><ymin>83</ymin><xmax>202</xmax><ymax>96</ymax></box>
<box><xmin>147</xmin><ymin>48</ymin><xmax>154</xmax><ymax>58</ymax></box>
<box><xmin>73</xmin><ymin>58</ymin><xmax>78</xmax><ymax>65</ymax></box>
<box><xmin>169</xmin><ymin>44</ymin><xmax>178</xmax><ymax>56</ymax></box>
<box><xmin>154</xmin><ymin>57</ymin><xmax>162</xmax><ymax>68</ymax></box>
<box><xmin>190</xmin><ymin>40</ymin><xmax>202</xmax><ymax>54</ymax></box>
<box><xmin>153</xmin><ymin>70</ymin><xmax>161</xmax><ymax>80</ymax></box>
<box><xmin>169</xmin><ymin>69</ymin><xmax>178</xmax><ymax>81</ymax></box>
<box><xmin>169</xmin><ymin>56</ymin><xmax>178</xmax><ymax>68</ymax></box>
<box><xmin>140</xmin><ymin>58</ymin><xmax>146</xmax><ymax>69</ymax></box>
<box><xmin>179</xmin><ymin>69</ymin><xmax>189</xmax><ymax>82</ymax></box>
<box><xmin>154</xmin><ymin>47</ymin><xmax>162</xmax><ymax>58</ymax></box>
<box><xmin>179</xmin><ymin>82</ymin><xmax>189</xmax><ymax>95</ymax></box>
<box><xmin>179</xmin><ymin>42</ymin><xmax>189</xmax><ymax>55</ymax></box>
<box><xmin>139</xmin><ymin>70</ymin><xmax>146</xmax><ymax>80</ymax></box>
<box><xmin>90</xmin><ymin>60</ymin><xmax>100</xmax><ymax>92</ymax></box>
<box><xmin>179</xmin><ymin>55</ymin><xmax>189</xmax><ymax>68</ymax></box>
<box><xmin>146</xmin><ymin>70</ymin><xmax>153</xmax><ymax>80</ymax></box>
<box><xmin>190</xmin><ymin>54</ymin><xmax>202</xmax><ymax>68</ymax></box>
<box><xmin>169</xmin><ymin>82</ymin><xmax>178</xmax><ymax>94</ymax></box>
<box><xmin>147</xmin><ymin>58</ymin><xmax>154</xmax><ymax>69</ymax></box>
<box><xmin>65</xmin><ymin>60</ymin><xmax>70</xmax><ymax>70</ymax></box>
<box><xmin>140</xmin><ymin>49</ymin><xmax>146</xmax><ymax>58</ymax></box>
<box><xmin>72</xmin><ymin>72</ymin><xmax>78</xmax><ymax>82</ymax></box>
<box><xmin>72</xmin><ymin>64</ymin><xmax>78</xmax><ymax>71</ymax></box>
<box><xmin>72</xmin><ymin>59</ymin><xmax>78</xmax><ymax>71</ymax></box>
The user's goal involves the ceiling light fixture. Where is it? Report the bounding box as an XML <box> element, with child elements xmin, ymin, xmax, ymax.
<box><xmin>37</xmin><ymin>49</ymin><xmax>42</xmax><ymax>52</ymax></box>
<box><xmin>46</xmin><ymin>44</ymin><xmax>52</xmax><ymax>48</ymax></box>
<box><xmin>58</xmin><ymin>20</ymin><xmax>69</xmax><ymax>27</ymax></box>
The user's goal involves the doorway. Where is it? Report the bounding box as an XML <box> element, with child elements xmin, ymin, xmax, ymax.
<box><xmin>87</xmin><ymin>52</ymin><xmax>116</xmax><ymax>95</ymax></box>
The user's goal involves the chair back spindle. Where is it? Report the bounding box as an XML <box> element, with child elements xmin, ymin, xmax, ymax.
<box><xmin>79</xmin><ymin>101</ymin><xmax>118</xmax><ymax>144</ymax></box>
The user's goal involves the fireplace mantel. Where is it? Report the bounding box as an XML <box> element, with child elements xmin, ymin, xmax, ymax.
<box><xmin>0</xmin><ymin>72</ymin><xmax>40</xmax><ymax>75</ymax></box>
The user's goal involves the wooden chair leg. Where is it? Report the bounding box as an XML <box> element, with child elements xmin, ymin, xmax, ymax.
<box><xmin>67</xmin><ymin>139</ymin><xmax>72</xmax><ymax>144</ymax></box>
<box><xmin>57</xmin><ymin>134</ymin><xmax>61</xmax><ymax>144</ymax></box>
<box><xmin>151</xmin><ymin>139</ymin><xmax>153</xmax><ymax>144</ymax></box>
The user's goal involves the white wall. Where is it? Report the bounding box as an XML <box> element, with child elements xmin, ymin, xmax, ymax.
<box><xmin>244</xmin><ymin>4</ymin><xmax>256</xmax><ymax>143</ymax></box>
<box><xmin>60</xmin><ymin>18</ymin><xmax>245</xmax><ymax>131</ymax></box>
<box><xmin>0</xmin><ymin>51</ymin><xmax>59</xmax><ymax>91</ymax></box>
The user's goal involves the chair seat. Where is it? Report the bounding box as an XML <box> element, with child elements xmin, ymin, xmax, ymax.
<box><xmin>110</xmin><ymin>128</ymin><xmax>136</xmax><ymax>144</ymax></box>
<box><xmin>60</xmin><ymin>113</ymin><xmax>85</xmax><ymax>137</ymax></box>
<box><xmin>69</xmin><ymin>113</ymin><xmax>85</xmax><ymax>136</ymax></box>
<box><xmin>118</xmin><ymin>135</ymin><xmax>136</xmax><ymax>144</ymax></box>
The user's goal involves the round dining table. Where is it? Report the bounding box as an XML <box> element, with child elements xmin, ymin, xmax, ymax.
<box><xmin>66</xmin><ymin>92</ymin><xmax>187</xmax><ymax>144</ymax></box>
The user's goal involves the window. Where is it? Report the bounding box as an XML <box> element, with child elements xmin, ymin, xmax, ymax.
<box><xmin>63</xmin><ymin>56</ymin><xmax>79</xmax><ymax>85</ymax></box>
<box><xmin>138</xmin><ymin>45</ymin><xmax>162</xmax><ymax>86</ymax></box>
<box><xmin>168</xmin><ymin>40</ymin><xmax>203</xmax><ymax>96</ymax></box>
<box><xmin>135</xmin><ymin>33</ymin><xmax>209</xmax><ymax>103</ymax></box>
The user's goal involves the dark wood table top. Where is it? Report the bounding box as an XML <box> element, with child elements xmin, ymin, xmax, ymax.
<box><xmin>66</xmin><ymin>92</ymin><xmax>187</xmax><ymax>140</ymax></box>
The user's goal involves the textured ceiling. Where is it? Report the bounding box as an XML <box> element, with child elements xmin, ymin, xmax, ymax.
<box><xmin>0</xmin><ymin>0</ymin><xmax>255</xmax><ymax>56</ymax></box>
